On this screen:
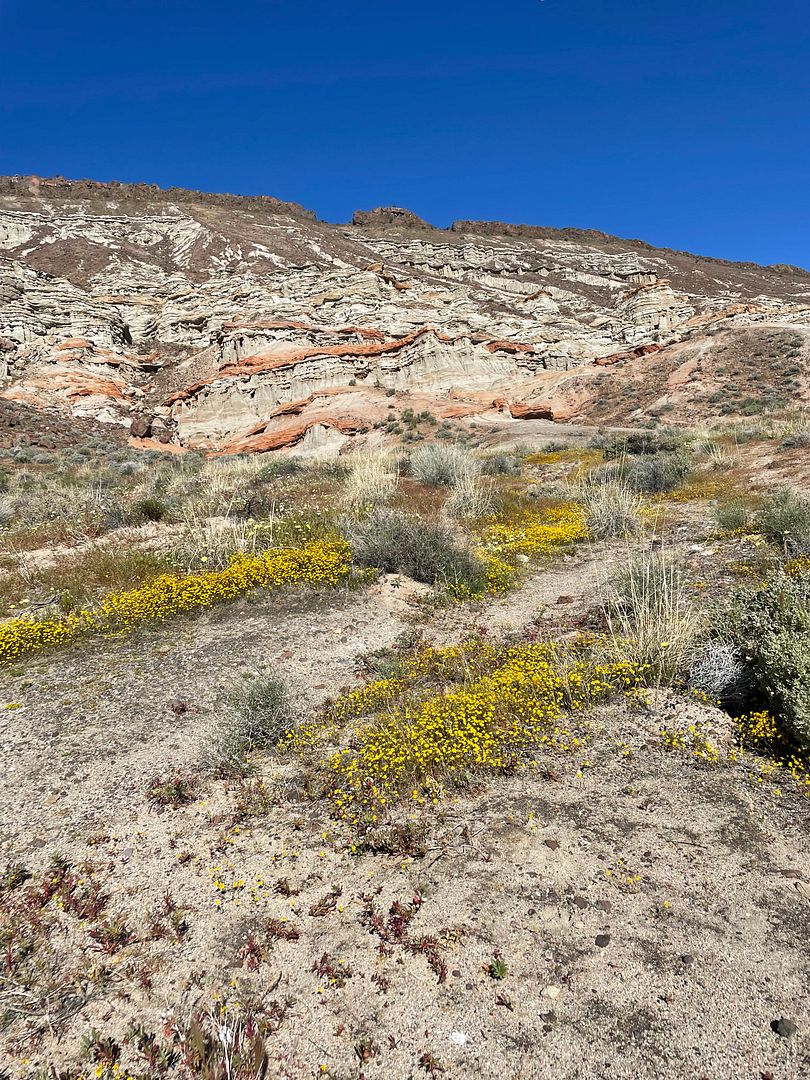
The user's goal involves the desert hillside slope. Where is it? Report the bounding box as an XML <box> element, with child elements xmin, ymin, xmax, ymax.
<box><xmin>2</xmin><ymin>178</ymin><xmax>810</xmax><ymax>1080</ymax></box>
<box><xmin>1</xmin><ymin>175</ymin><xmax>809</xmax><ymax>455</ymax></box>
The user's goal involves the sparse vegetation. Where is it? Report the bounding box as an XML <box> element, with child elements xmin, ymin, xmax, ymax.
<box><xmin>3</xmin><ymin>416</ymin><xmax>810</xmax><ymax>1080</ymax></box>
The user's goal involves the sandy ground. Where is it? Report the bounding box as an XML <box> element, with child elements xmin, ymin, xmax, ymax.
<box><xmin>1</xmin><ymin>545</ymin><xmax>809</xmax><ymax>1079</ymax></box>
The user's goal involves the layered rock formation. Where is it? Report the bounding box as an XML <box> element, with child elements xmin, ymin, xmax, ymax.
<box><xmin>1</xmin><ymin>175</ymin><xmax>808</xmax><ymax>454</ymax></box>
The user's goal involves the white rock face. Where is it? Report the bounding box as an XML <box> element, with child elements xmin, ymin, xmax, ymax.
<box><xmin>0</xmin><ymin>176</ymin><xmax>808</xmax><ymax>447</ymax></box>
<box><xmin>0</xmin><ymin>258</ymin><xmax>129</xmax><ymax>346</ymax></box>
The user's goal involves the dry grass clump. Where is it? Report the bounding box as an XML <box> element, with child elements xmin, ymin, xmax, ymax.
<box><xmin>169</xmin><ymin>513</ymin><xmax>274</xmax><ymax>573</ymax></box>
<box><xmin>577</xmin><ymin>479</ymin><xmax>642</xmax><ymax>540</ymax></box>
<box><xmin>443</xmin><ymin>470</ymin><xmax>496</xmax><ymax>519</ymax></box>
<box><xmin>342</xmin><ymin>452</ymin><xmax>400</xmax><ymax>509</ymax></box>
<box><xmin>601</xmin><ymin>548</ymin><xmax>703</xmax><ymax>683</ymax></box>
<box><xmin>686</xmin><ymin>641</ymin><xmax>750</xmax><ymax>708</ymax></box>
<box><xmin>410</xmin><ymin>444</ymin><xmax>478</xmax><ymax>487</ymax></box>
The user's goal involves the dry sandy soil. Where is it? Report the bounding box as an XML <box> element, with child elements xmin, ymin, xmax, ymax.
<box><xmin>1</xmin><ymin>529</ymin><xmax>809</xmax><ymax>1080</ymax></box>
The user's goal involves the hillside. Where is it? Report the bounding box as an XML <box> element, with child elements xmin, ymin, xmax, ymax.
<box><xmin>1</xmin><ymin>178</ymin><xmax>810</xmax><ymax>1080</ymax></box>
<box><xmin>1</xmin><ymin>176</ymin><xmax>809</xmax><ymax>456</ymax></box>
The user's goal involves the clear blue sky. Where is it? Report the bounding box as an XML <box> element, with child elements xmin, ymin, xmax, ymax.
<box><xmin>1</xmin><ymin>0</ymin><xmax>808</xmax><ymax>266</ymax></box>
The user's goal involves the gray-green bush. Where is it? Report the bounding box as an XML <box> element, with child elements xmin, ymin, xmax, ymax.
<box><xmin>713</xmin><ymin>499</ymin><xmax>752</xmax><ymax>534</ymax></box>
<box><xmin>722</xmin><ymin>568</ymin><xmax>810</xmax><ymax>749</ymax></box>
<box><xmin>754</xmin><ymin>488</ymin><xmax>810</xmax><ymax>552</ymax></box>
<box><xmin>206</xmin><ymin>670</ymin><xmax>295</xmax><ymax>776</ymax></box>
<box><xmin>347</xmin><ymin>508</ymin><xmax>486</xmax><ymax>592</ymax></box>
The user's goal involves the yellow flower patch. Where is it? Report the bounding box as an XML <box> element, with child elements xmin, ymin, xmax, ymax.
<box><xmin>0</xmin><ymin>539</ymin><xmax>351</xmax><ymax>665</ymax></box>
<box><xmin>785</xmin><ymin>554</ymin><xmax>810</xmax><ymax>577</ymax></box>
<box><xmin>483</xmin><ymin>503</ymin><xmax>588</xmax><ymax>560</ymax></box>
<box><xmin>661</xmin><ymin>708</ymin><xmax>810</xmax><ymax>796</ymax></box>
<box><xmin>323</xmin><ymin>642</ymin><xmax>641</xmax><ymax>819</ymax></box>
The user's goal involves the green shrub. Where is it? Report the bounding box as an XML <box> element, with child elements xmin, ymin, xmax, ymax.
<box><xmin>714</xmin><ymin>500</ymin><xmax>752</xmax><ymax>534</ymax></box>
<box><xmin>755</xmin><ymin>488</ymin><xmax>810</xmax><ymax>552</ymax></box>
<box><xmin>347</xmin><ymin>508</ymin><xmax>486</xmax><ymax>592</ymax></box>
<box><xmin>480</xmin><ymin>451</ymin><xmax>521</xmax><ymax>476</ymax></box>
<box><xmin>722</xmin><ymin>568</ymin><xmax>810</xmax><ymax>749</ymax></box>
<box><xmin>602</xmin><ymin>431</ymin><xmax>682</xmax><ymax>459</ymax></box>
<box><xmin>256</xmin><ymin>457</ymin><xmax>302</xmax><ymax>480</ymax></box>
<box><xmin>128</xmin><ymin>496</ymin><xmax>169</xmax><ymax>523</ymax></box>
<box><xmin>599</xmin><ymin>453</ymin><xmax>691</xmax><ymax>494</ymax></box>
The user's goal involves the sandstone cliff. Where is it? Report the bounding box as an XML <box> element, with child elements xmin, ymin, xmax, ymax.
<box><xmin>1</xmin><ymin>176</ymin><xmax>808</xmax><ymax>453</ymax></box>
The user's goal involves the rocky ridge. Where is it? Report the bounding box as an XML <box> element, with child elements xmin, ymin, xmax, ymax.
<box><xmin>1</xmin><ymin>175</ymin><xmax>809</xmax><ymax>454</ymax></box>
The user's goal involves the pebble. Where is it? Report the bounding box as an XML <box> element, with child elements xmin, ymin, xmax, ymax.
<box><xmin>543</xmin><ymin>985</ymin><xmax>561</xmax><ymax>1000</ymax></box>
<box><xmin>771</xmin><ymin>1018</ymin><xmax>797</xmax><ymax>1039</ymax></box>
<box><xmin>595</xmin><ymin>933</ymin><xmax>611</xmax><ymax>948</ymax></box>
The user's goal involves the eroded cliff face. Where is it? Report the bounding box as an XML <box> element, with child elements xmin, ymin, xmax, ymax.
<box><xmin>1</xmin><ymin>175</ymin><xmax>808</xmax><ymax>454</ymax></box>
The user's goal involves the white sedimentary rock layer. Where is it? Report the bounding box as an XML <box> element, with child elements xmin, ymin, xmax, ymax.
<box><xmin>0</xmin><ymin>177</ymin><xmax>807</xmax><ymax>448</ymax></box>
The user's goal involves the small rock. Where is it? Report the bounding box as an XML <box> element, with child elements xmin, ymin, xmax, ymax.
<box><xmin>544</xmin><ymin>838</ymin><xmax>560</xmax><ymax>851</ymax></box>
<box><xmin>451</xmin><ymin>969</ymin><xmax>461</xmax><ymax>978</ymax></box>
<box><xmin>129</xmin><ymin>414</ymin><xmax>152</xmax><ymax>438</ymax></box>
<box><xmin>573</xmin><ymin>895</ymin><xmax>588</xmax><ymax>910</ymax></box>
<box><xmin>595</xmin><ymin>899</ymin><xmax>612</xmax><ymax>913</ymax></box>
<box><xmin>448</xmin><ymin>1031</ymin><xmax>468</xmax><ymax>1046</ymax></box>
<box><xmin>542</xmin><ymin>985</ymin><xmax>561</xmax><ymax>999</ymax></box>
<box><xmin>556</xmin><ymin>595</ymin><xmax>574</xmax><ymax>604</ymax></box>
<box><xmin>679</xmin><ymin>954</ymin><xmax>694</xmax><ymax>966</ymax></box>
<box><xmin>771</xmin><ymin>1018</ymin><xmax>797</xmax><ymax>1039</ymax></box>
<box><xmin>595</xmin><ymin>934</ymin><xmax>611</xmax><ymax>948</ymax></box>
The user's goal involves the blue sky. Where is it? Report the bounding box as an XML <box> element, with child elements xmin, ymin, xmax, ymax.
<box><xmin>1</xmin><ymin>0</ymin><xmax>808</xmax><ymax>266</ymax></box>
